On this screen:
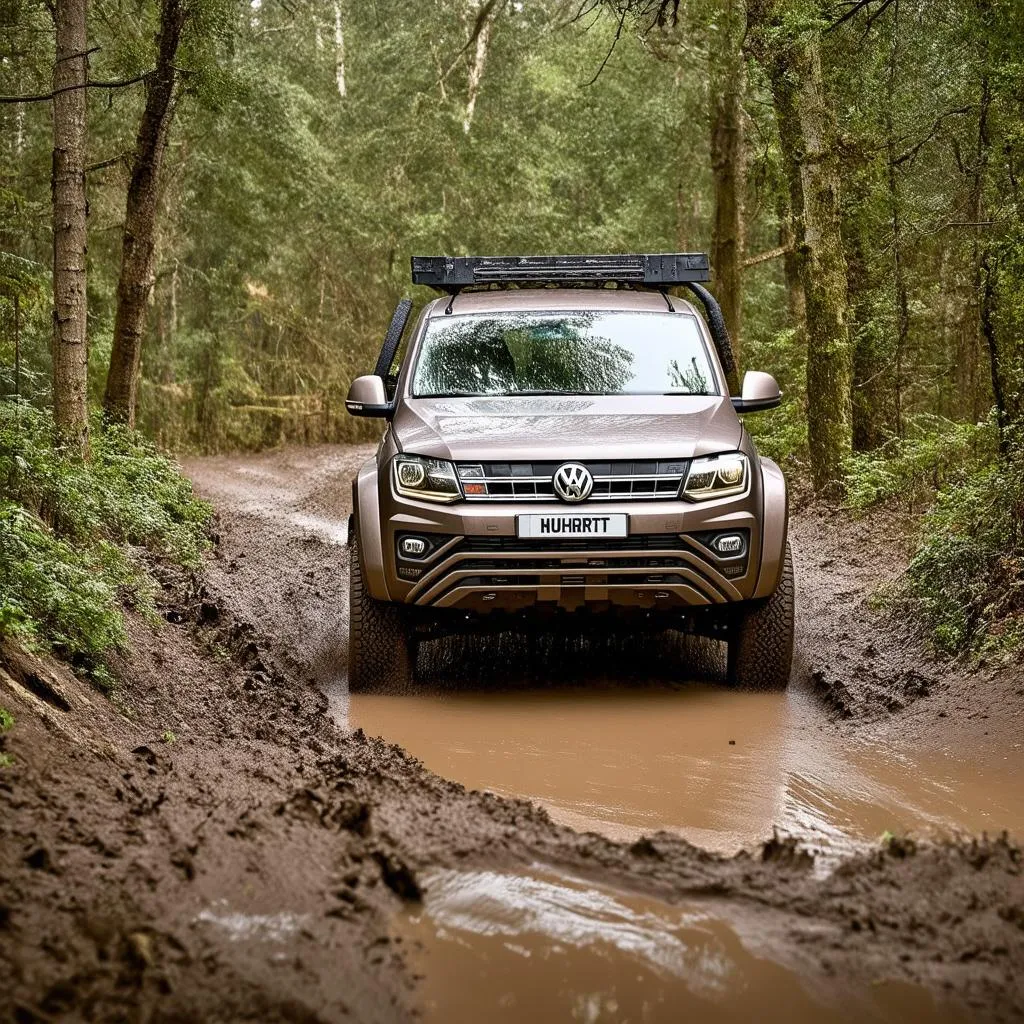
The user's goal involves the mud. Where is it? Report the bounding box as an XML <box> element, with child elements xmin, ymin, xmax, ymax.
<box><xmin>403</xmin><ymin>867</ymin><xmax>971</xmax><ymax>1023</ymax></box>
<box><xmin>2</xmin><ymin>443</ymin><xmax>1023</xmax><ymax>1022</ymax></box>
<box><xmin>346</xmin><ymin>686</ymin><xmax>1024</xmax><ymax>857</ymax></box>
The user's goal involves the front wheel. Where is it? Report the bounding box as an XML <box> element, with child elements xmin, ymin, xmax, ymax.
<box><xmin>348</xmin><ymin>530</ymin><xmax>414</xmax><ymax>691</ymax></box>
<box><xmin>726</xmin><ymin>543</ymin><xmax>795</xmax><ymax>691</ymax></box>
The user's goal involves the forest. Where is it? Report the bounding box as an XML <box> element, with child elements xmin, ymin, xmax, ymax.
<box><xmin>3</xmin><ymin>2</ymin><xmax>1024</xmax><ymax>1019</ymax></box>
<box><xmin>3</xmin><ymin>0</ymin><xmax>1022</xmax><ymax>659</ymax></box>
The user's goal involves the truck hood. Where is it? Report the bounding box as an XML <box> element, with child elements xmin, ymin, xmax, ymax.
<box><xmin>391</xmin><ymin>395</ymin><xmax>743</xmax><ymax>463</ymax></box>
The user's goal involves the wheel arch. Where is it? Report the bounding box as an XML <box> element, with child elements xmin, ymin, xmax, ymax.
<box><xmin>753</xmin><ymin>456</ymin><xmax>789</xmax><ymax>599</ymax></box>
<box><xmin>351</xmin><ymin>460</ymin><xmax>391</xmax><ymax>601</ymax></box>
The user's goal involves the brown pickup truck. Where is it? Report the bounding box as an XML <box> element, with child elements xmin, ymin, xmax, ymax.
<box><xmin>345</xmin><ymin>254</ymin><xmax>793</xmax><ymax>691</ymax></box>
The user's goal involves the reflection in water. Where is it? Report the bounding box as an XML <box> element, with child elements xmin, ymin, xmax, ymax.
<box><xmin>346</xmin><ymin>684</ymin><xmax>1024</xmax><ymax>859</ymax></box>
<box><xmin>195</xmin><ymin>901</ymin><xmax>307</xmax><ymax>942</ymax></box>
<box><xmin>401</xmin><ymin>868</ymin><xmax>967</xmax><ymax>1024</ymax></box>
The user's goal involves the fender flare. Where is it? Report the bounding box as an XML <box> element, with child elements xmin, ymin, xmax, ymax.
<box><xmin>754</xmin><ymin>457</ymin><xmax>789</xmax><ymax>599</ymax></box>
<box><xmin>351</xmin><ymin>461</ymin><xmax>391</xmax><ymax>601</ymax></box>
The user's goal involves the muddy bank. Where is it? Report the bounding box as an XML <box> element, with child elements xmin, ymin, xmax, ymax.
<box><xmin>792</xmin><ymin>507</ymin><xmax>1024</xmax><ymax>744</ymax></box>
<box><xmin>0</xmin><ymin>603</ymin><xmax>417</xmax><ymax>1022</ymax></box>
<box><xmin>1</xmin><ymin>442</ymin><xmax>1023</xmax><ymax>1021</ymax></box>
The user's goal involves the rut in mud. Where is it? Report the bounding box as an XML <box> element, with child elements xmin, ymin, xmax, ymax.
<box><xmin>1</xmin><ymin>442</ymin><xmax>1022</xmax><ymax>1023</ymax></box>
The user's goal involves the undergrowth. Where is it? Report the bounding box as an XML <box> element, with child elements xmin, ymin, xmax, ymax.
<box><xmin>902</xmin><ymin>452</ymin><xmax>1024</xmax><ymax>655</ymax></box>
<box><xmin>845</xmin><ymin>415</ymin><xmax>1023</xmax><ymax>656</ymax></box>
<box><xmin>843</xmin><ymin>414</ymin><xmax>996</xmax><ymax>512</ymax></box>
<box><xmin>0</xmin><ymin>401</ymin><xmax>212</xmax><ymax>678</ymax></box>
<box><xmin>744</xmin><ymin>327</ymin><xmax>809</xmax><ymax>478</ymax></box>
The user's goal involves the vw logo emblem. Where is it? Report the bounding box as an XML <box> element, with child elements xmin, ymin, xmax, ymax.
<box><xmin>553</xmin><ymin>462</ymin><xmax>593</xmax><ymax>503</ymax></box>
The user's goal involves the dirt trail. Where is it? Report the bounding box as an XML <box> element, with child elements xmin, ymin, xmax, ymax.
<box><xmin>1</xmin><ymin>443</ymin><xmax>1022</xmax><ymax>1023</ymax></box>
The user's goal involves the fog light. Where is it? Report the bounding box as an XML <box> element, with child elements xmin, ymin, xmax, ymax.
<box><xmin>400</xmin><ymin>536</ymin><xmax>428</xmax><ymax>557</ymax></box>
<box><xmin>714</xmin><ymin>533</ymin><xmax>744</xmax><ymax>555</ymax></box>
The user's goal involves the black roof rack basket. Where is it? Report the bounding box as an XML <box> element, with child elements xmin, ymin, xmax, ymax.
<box><xmin>411</xmin><ymin>253</ymin><xmax>710</xmax><ymax>291</ymax></box>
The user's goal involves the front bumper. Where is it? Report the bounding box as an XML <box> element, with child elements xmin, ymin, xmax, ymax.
<box><xmin>357</xmin><ymin>458</ymin><xmax>772</xmax><ymax>613</ymax></box>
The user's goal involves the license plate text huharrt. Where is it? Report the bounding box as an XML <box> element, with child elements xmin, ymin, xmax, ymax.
<box><xmin>517</xmin><ymin>514</ymin><xmax>628</xmax><ymax>539</ymax></box>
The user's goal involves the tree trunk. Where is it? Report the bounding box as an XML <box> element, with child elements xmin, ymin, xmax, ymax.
<box><xmin>709</xmin><ymin>0</ymin><xmax>745</xmax><ymax>361</ymax></box>
<box><xmin>777</xmin><ymin>191</ymin><xmax>806</xmax><ymax>330</ymax></box>
<box><xmin>970</xmin><ymin>67</ymin><xmax>1010</xmax><ymax>456</ymax></box>
<box><xmin>843</xmin><ymin>168</ymin><xmax>884</xmax><ymax>452</ymax></box>
<box><xmin>980</xmin><ymin>251</ymin><xmax>1009</xmax><ymax>456</ymax></box>
<box><xmin>463</xmin><ymin>1</ymin><xmax>496</xmax><ymax>134</ymax></box>
<box><xmin>51</xmin><ymin>0</ymin><xmax>90</xmax><ymax>456</ymax></box>
<box><xmin>883</xmin><ymin>14</ymin><xmax>909</xmax><ymax>439</ymax></box>
<box><xmin>748</xmin><ymin>1</ymin><xmax>853</xmax><ymax>497</ymax></box>
<box><xmin>333</xmin><ymin>1</ymin><xmax>346</xmax><ymax>99</ymax></box>
<box><xmin>103</xmin><ymin>0</ymin><xmax>187</xmax><ymax>426</ymax></box>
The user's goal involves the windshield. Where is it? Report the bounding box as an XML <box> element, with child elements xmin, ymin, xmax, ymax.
<box><xmin>411</xmin><ymin>311</ymin><xmax>717</xmax><ymax>398</ymax></box>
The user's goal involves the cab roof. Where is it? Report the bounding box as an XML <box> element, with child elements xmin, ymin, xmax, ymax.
<box><xmin>423</xmin><ymin>288</ymin><xmax>701</xmax><ymax>318</ymax></box>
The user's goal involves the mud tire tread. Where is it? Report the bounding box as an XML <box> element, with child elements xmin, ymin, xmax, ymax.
<box><xmin>348</xmin><ymin>530</ymin><xmax>412</xmax><ymax>691</ymax></box>
<box><xmin>727</xmin><ymin>543</ymin><xmax>795</xmax><ymax>691</ymax></box>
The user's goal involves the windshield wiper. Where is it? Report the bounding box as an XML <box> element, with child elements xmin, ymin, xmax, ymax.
<box><xmin>497</xmin><ymin>389</ymin><xmax>583</xmax><ymax>396</ymax></box>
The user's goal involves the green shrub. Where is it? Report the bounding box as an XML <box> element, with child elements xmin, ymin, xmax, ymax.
<box><xmin>901</xmin><ymin>445</ymin><xmax>1024</xmax><ymax>655</ymax></box>
<box><xmin>844</xmin><ymin>414</ymin><xmax>997</xmax><ymax>512</ymax></box>
<box><xmin>0</xmin><ymin>401</ymin><xmax>212</xmax><ymax>671</ymax></box>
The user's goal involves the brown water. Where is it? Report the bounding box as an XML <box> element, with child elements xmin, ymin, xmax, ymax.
<box><xmin>399</xmin><ymin>867</ymin><xmax>970</xmax><ymax>1023</ymax></box>
<box><xmin>346</xmin><ymin>684</ymin><xmax>1023</xmax><ymax>858</ymax></box>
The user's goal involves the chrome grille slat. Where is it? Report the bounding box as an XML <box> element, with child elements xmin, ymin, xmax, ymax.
<box><xmin>457</xmin><ymin>460</ymin><xmax>689</xmax><ymax>503</ymax></box>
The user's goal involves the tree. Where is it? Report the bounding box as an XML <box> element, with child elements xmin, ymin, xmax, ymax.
<box><xmin>708</xmin><ymin>0</ymin><xmax>746</xmax><ymax>359</ymax></box>
<box><xmin>747</xmin><ymin>0</ymin><xmax>853</xmax><ymax>496</ymax></box>
<box><xmin>51</xmin><ymin>0</ymin><xmax>90</xmax><ymax>456</ymax></box>
<box><xmin>103</xmin><ymin>0</ymin><xmax>190</xmax><ymax>426</ymax></box>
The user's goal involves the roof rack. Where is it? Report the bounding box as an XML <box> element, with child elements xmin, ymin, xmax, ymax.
<box><xmin>411</xmin><ymin>253</ymin><xmax>711</xmax><ymax>291</ymax></box>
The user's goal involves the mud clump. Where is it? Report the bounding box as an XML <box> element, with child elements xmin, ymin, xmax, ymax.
<box><xmin>761</xmin><ymin>831</ymin><xmax>815</xmax><ymax>870</ymax></box>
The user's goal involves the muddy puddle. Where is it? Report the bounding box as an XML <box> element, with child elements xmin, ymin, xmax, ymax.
<box><xmin>399</xmin><ymin>867</ymin><xmax>969</xmax><ymax>1023</ymax></box>
<box><xmin>345</xmin><ymin>684</ymin><xmax>1023</xmax><ymax>859</ymax></box>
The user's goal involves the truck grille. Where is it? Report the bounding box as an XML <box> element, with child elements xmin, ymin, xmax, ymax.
<box><xmin>456</xmin><ymin>460</ymin><xmax>689</xmax><ymax>502</ymax></box>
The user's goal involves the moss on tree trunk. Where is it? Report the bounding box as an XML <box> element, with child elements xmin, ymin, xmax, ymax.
<box><xmin>748</xmin><ymin>0</ymin><xmax>853</xmax><ymax>496</ymax></box>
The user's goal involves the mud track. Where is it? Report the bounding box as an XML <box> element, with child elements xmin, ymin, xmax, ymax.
<box><xmin>1</xmin><ymin>443</ymin><xmax>1022</xmax><ymax>1023</ymax></box>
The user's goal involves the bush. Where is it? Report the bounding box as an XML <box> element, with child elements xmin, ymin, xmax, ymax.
<box><xmin>0</xmin><ymin>401</ymin><xmax>212</xmax><ymax>671</ymax></box>
<box><xmin>901</xmin><ymin>444</ymin><xmax>1024</xmax><ymax>655</ymax></box>
<box><xmin>844</xmin><ymin>414</ymin><xmax>997</xmax><ymax>512</ymax></box>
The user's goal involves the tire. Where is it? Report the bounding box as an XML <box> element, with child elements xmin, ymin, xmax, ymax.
<box><xmin>726</xmin><ymin>543</ymin><xmax>795</xmax><ymax>691</ymax></box>
<box><xmin>348</xmin><ymin>529</ymin><xmax>414</xmax><ymax>691</ymax></box>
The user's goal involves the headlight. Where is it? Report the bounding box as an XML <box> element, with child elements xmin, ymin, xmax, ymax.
<box><xmin>682</xmin><ymin>453</ymin><xmax>749</xmax><ymax>501</ymax></box>
<box><xmin>392</xmin><ymin>455</ymin><xmax>462</xmax><ymax>504</ymax></box>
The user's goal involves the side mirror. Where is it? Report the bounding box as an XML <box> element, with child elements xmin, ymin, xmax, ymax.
<box><xmin>731</xmin><ymin>371</ymin><xmax>781</xmax><ymax>413</ymax></box>
<box><xmin>346</xmin><ymin>375</ymin><xmax>391</xmax><ymax>418</ymax></box>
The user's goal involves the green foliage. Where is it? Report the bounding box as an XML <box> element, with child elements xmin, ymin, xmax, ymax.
<box><xmin>0</xmin><ymin>708</ymin><xmax>13</xmax><ymax>732</ymax></box>
<box><xmin>744</xmin><ymin>328</ymin><xmax>808</xmax><ymax>473</ymax></box>
<box><xmin>1</xmin><ymin>402</ymin><xmax>211</xmax><ymax>566</ymax></box>
<box><xmin>161</xmin><ymin>729</ymin><xmax>177</xmax><ymax>744</ymax></box>
<box><xmin>844</xmin><ymin>415</ymin><xmax>998</xmax><ymax>512</ymax></box>
<box><xmin>901</xmin><ymin>448</ymin><xmax>1024</xmax><ymax>655</ymax></box>
<box><xmin>0</xmin><ymin>401</ymin><xmax>211</xmax><ymax>670</ymax></box>
<box><xmin>0</xmin><ymin>502</ymin><xmax>130</xmax><ymax>656</ymax></box>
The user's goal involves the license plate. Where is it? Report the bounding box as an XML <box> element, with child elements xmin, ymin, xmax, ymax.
<box><xmin>517</xmin><ymin>513</ymin><xmax>628</xmax><ymax>539</ymax></box>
